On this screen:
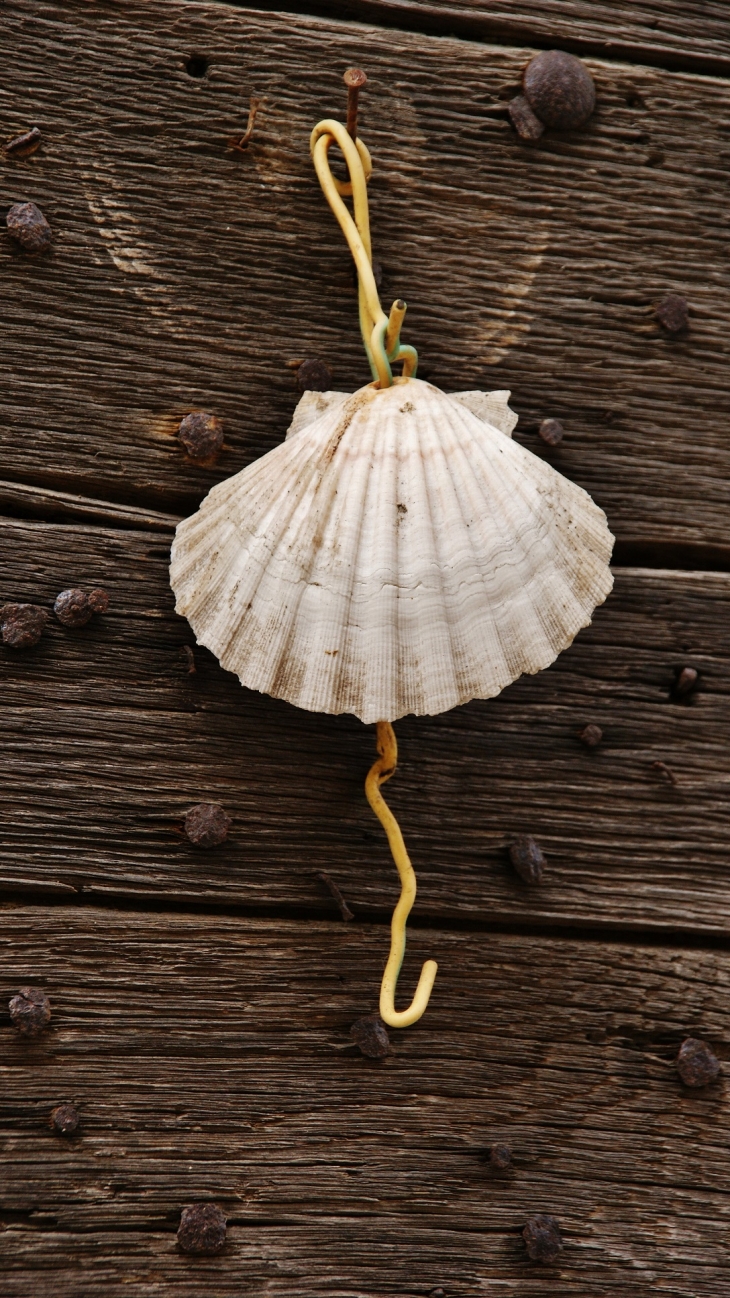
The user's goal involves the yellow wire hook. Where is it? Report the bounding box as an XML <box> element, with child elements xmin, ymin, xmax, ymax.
<box><xmin>365</xmin><ymin>722</ymin><xmax>438</xmax><ymax>1028</ymax></box>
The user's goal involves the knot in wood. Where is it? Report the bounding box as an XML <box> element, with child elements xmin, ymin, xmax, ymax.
<box><xmin>177</xmin><ymin>1203</ymin><xmax>227</xmax><ymax>1254</ymax></box>
<box><xmin>522</xmin><ymin>1213</ymin><xmax>563</xmax><ymax>1262</ymax></box>
<box><xmin>508</xmin><ymin>836</ymin><xmax>546</xmax><ymax>885</ymax></box>
<box><xmin>523</xmin><ymin>51</ymin><xmax>596</xmax><ymax>131</ymax></box>
<box><xmin>184</xmin><ymin>802</ymin><xmax>232</xmax><ymax>848</ymax></box>
<box><xmin>6</xmin><ymin>201</ymin><xmax>52</xmax><ymax>253</ymax></box>
<box><xmin>0</xmin><ymin>603</ymin><xmax>47</xmax><ymax>648</ymax></box>
<box><xmin>676</xmin><ymin>1037</ymin><xmax>721</xmax><ymax>1088</ymax></box>
<box><xmin>9</xmin><ymin>986</ymin><xmax>51</xmax><ymax>1036</ymax></box>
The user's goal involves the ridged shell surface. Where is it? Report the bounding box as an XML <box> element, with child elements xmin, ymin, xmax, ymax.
<box><xmin>170</xmin><ymin>378</ymin><xmax>613</xmax><ymax>723</ymax></box>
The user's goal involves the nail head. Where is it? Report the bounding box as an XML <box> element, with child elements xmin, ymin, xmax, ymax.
<box><xmin>177</xmin><ymin>1203</ymin><xmax>227</xmax><ymax>1254</ymax></box>
<box><xmin>508</xmin><ymin>835</ymin><xmax>546</xmax><ymax>884</ymax></box>
<box><xmin>9</xmin><ymin>986</ymin><xmax>51</xmax><ymax>1036</ymax></box>
<box><xmin>655</xmin><ymin>294</ymin><xmax>689</xmax><ymax>334</ymax></box>
<box><xmin>178</xmin><ymin>412</ymin><xmax>224</xmax><ymax>462</ymax></box>
<box><xmin>489</xmin><ymin>1142</ymin><xmax>512</xmax><ymax>1170</ymax></box>
<box><xmin>51</xmin><ymin>1103</ymin><xmax>80</xmax><ymax>1136</ymax></box>
<box><xmin>0</xmin><ymin>603</ymin><xmax>47</xmax><ymax>648</ymax></box>
<box><xmin>539</xmin><ymin>418</ymin><xmax>564</xmax><ymax>446</ymax></box>
<box><xmin>674</xmin><ymin>666</ymin><xmax>698</xmax><ymax>698</ymax></box>
<box><xmin>523</xmin><ymin>50</ymin><xmax>596</xmax><ymax>131</ymax></box>
<box><xmin>676</xmin><ymin>1037</ymin><xmax>721</xmax><ymax>1088</ymax></box>
<box><xmin>6</xmin><ymin>201</ymin><xmax>52</xmax><ymax>253</ymax></box>
<box><xmin>579</xmin><ymin>723</ymin><xmax>603</xmax><ymax>748</ymax></box>
<box><xmin>296</xmin><ymin>358</ymin><xmax>333</xmax><ymax>393</ymax></box>
<box><xmin>184</xmin><ymin>802</ymin><xmax>232</xmax><ymax>848</ymax></box>
<box><xmin>522</xmin><ymin>1213</ymin><xmax>563</xmax><ymax>1262</ymax></box>
<box><xmin>350</xmin><ymin>1015</ymin><xmax>390</xmax><ymax>1058</ymax></box>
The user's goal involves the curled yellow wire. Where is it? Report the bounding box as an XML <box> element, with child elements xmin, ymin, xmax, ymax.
<box><xmin>365</xmin><ymin>722</ymin><xmax>438</xmax><ymax>1028</ymax></box>
<box><xmin>310</xmin><ymin>118</ymin><xmax>417</xmax><ymax>387</ymax></box>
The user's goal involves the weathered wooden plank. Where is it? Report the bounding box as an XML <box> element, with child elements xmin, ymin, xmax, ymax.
<box><xmin>305</xmin><ymin>0</ymin><xmax>730</xmax><ymax>75</ymax></box>
<box><xmin>0</xmin><ymin>518</ymin><xmax>728</xmax><ymax>930</ymax></box>
<box><xmin>1</xmin><ymin>1</ymin><xmax>729</xmax><ymax>553</ymax></box>
<box><xmin>0</xmin><ymin>908</ymin><xmax>727</xmax><ymax>1294</ymax></box>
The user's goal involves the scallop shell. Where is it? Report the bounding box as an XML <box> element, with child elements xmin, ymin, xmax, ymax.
<box><xmin>170</xmin><ymin>378</ymin><xmax>613</xmax><ymax>724</ymax></box>
<box><xmin>286</xmin><ymin>386</ymin><xmax>518</xmax><ymax>440</ymax></box>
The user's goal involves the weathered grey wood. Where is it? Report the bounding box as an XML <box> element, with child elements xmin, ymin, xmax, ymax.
<box><xmin>1</xmin><ymin>0</ymin><xmax>730</xmax><ymax>554</ymax></box>
<box><xmin>302</xmin><ymin>0</ymin><xmax>730</xmax><ymax>75</ymax></box>
<box><xmin>0</xmin><ymin>908</ymin><xmax>728</xmax><ymax>1294</ymax></box>
<box><xmin>0</xmin><ymin>517</ymin><xmax>728</xmax><ymax>931</ymax></box>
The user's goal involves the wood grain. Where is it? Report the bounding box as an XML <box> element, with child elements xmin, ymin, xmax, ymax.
<box><xmin>0</xmin><ymin>907</ymin><xmax>728</xmax><ymax>1295</ymax></box>
<box><xmin>1</xmin><ymin>0</ymin><xmax>729</xmax><ymax>554</ymax></box>
<box><xmin>298</xmin><ymin>0</ymin><xmax>730</xmax><ymax>76</ymax></box>
<box><xmin>0</xmin><ymin>517</ymin><xmax>727</xmax><ymax>931</ymax></box>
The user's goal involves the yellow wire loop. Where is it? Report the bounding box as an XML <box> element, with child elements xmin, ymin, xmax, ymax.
<box><xmin>310</xmin><ymin>117</ymin><xmax>417</xmax><ymax>388</ymax></box>
<box><xmin>365</xmin><ymin>721</ymin><xmax>437</xmax><ymax>1028</ymax></box>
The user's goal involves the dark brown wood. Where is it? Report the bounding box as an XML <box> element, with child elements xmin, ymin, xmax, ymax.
<box><xmin>1</xmin><ymin>0</ymin><xmax>730</xmax><ymax>555</ymax></box>
<box><xmin>299</xmin><ymin>0</ymin><xmax>730</xmax><ymax>76</ymax></box>
<box><xmin>0</xmin><ymin>906</ymin><xmax>728</xmax><ymax>1295</ymax></box>
<box><xmin>0</xmin><ymin>517</ymin><xmax>728</xmax><ymax>933</ymax></box>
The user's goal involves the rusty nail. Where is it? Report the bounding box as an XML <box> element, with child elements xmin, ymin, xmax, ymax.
<box><xmin>54</xmin><ymin>588</ymin><xmax>108</xmax><ymax>627</ymax></box>
<box><xmin>489</xmin><ymin>1142</ymin><xmax>513</xmax><ymax>1170</ymax></box>
<box><xmin>296</xmin><ymin>358</ymin><xmax>334</xmax><ymax>393</ymax></box>
<box><xmin>177</xmin><ymin>1203</ymin><xmax>227</xmax><ymax>1254</ymax></box>
<box><xmin>4</xmin><ymin>126</ymin><xmax>42</xmax><ymax>158</ymax></box>
<box><xmin>9</xmin><ymin>987</ymin><xmax>51</xmax><ymax>1036</ymax></box>
<box><xmin>184</xmin><ymin>802</ymin><xmax>232</xmax><ymax>848</ymax></box>
<box><xmin>523</xmin><ymin>1214</ymin><xmax>563</xmax><ymax>1263</ymax></box>
<box><xmin>228</xmin><ymin>96</ymin><xmax>260</xmax><ymax>153</ymax></box>
<box><xmin>508</xmin><ymin>835</ymin><xmax>546</xmax><ymax>884</ymax></box>
<box><xmin>652</xmin><ymin>759</ymin><xmax>679</xmax><ymax>788</ymax></box>
<box><xmin>6</xmin><ymin>201</ymin><xmax>52</xmax><ymax>254</ymax></box>
<box><xmin>539</xmin><ymin>418</ymin><xmax>564</xmax><ymax>446</ymax></box>
<box><xmin>0</xmin><ymin>603</ymin><xmax>47</xmax><ymax>649</ymax></box>
<box><xmin>350</xmin><ymin>1014</ymin><xmax>390</xmax><ymax>1058</ymax></box>
<box><xmin>178</xmin><ymin>412</ymin><xmax>224</xmax><ymax>462</ymax></box>
<box><xmin>523</xmin><ymin>50</ymin><xmax>596</xmax><ymax>131</ymax></box>
<box><xmin>182</xmin><ymin>645</ymin><xmax>196</xmax><ymax>674</ymax></box>
<box><xmin>655</xmin><ymin>294</ymin><xmax>689</xmax><ymax>334</ymax></box>
<box><xmin>674</xmin><ymin>666</ymin><xmax>698</xmax><ymax>698</ymax></box>
<box><xmin>507</xmin><ymin>95</ymin><xmax>544</xmax><ymax>143</ymax></box>
<box><xmin>343</xmin><ymin>68</ymin><xmax>367</xmax><ymax>140</ymax></box>
<box><xmin>51</xmin><ymin>1103</ymin><xmax>80</xmax><ymax>1137</ymax></box>
<box><xmin>429</xmin><ymin>1290</ymin><xmax>445</xmax><ymax>1298</ymax></box>
<box><xmin>578</xmin><ymin>723</ymin><xmax>603</xmax><ymax>748</ymax></box>
<box><xmin>676</xmin><ymin>1037</ymin><xmax>721</xmax><ymax>1088</ymax></box>
<box><xmin>316</xmin><ymin>871</ymin><xmax>354</xmax><ymax>922</ymax></box>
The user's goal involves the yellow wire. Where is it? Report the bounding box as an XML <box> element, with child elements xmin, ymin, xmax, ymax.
<box><xmin>310</xmin><ymin>117</ymin><xmax>417</xmax><ymax>388</ymax></box>
<box><xmin>365</xmin><ymin>721</ymin><xmax>438</xmax><ymax>1028</ymax></box>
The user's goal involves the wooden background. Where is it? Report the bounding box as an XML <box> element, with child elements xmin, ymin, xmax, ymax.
<box><xmin>1</xmin><ymin>1</ymin><xmax>728</xmax><ymax>1293</ymax></box>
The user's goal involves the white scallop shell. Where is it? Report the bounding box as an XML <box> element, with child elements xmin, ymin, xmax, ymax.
<box><xmin>170</xmin><ymin>378</ymin><xmax>613</xmax><ymax>724</ymax></box>
<box><xmin>286</xmin><ymin>386</ymin><xmax>518</xmax><ymax>440</ymax></box>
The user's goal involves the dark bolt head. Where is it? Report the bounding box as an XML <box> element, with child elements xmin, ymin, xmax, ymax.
<box><xmin>51</xmin><ymin>1103</ymin><xmax>80</xmax><ymax>1136</ymax></box>
<box><xmin>88</xmin><ymin>588</ymin><xmax>110</xmax><ymax>615</ymax></box>
<box><xmin>429</xmin><ymin>1290</ymin><xmax>446</xmax><ymax>1298</ymax></box>
<box><xmin>655</xmin><ymin>294</ymin><xmax>689</xmax><ymax>334</ymax></box>
<box><xmin>54</xmin><ymin>589</ymin><xmax>93</xmax><ymax>628</ymax></box>
<box><xmin>522</xmin><ymin>1213</ymin><xmax>563</xmax><ymax>1263</ymax></box>
<box><xmin>296</xmin><ymin>358</ymin><xmax>334</xmax><ymax>393</ymax></box>
<box><xmin>523</xmin><ymin>50</ymin><xmax>596</xmax><ymax>131</ymax></box>
<box><xmin>489</xmin><ymin>1142</ymin><xmax>513</xmax><ymax>1170</ymax></box>
<box><xmin>579</xmin><ymin>723</ymin><xmax>603</xmax><ymax>748</ymax></box>
<box><xmin>350</xmin><ymin>1015</ymin><xmax>390</xmax><ymax>1058</ymax></box>
<box><xmin>539</xmin><ymin>418</ymin><xmax>564</xmax><ymax>446</ymax></box>
<box><xmin>508</xmin><ymin>835</ymin><xmax>546</xmax><ymax>884</ymax></box>
<box><xmin>676</xmin><ymin>1037</ymin><xmax>721</xmax><ymax>1088</ymax></box>
<box><xmin>184</xmin><ymin>802</ymin><xmax>232</xmax><ymax>848</ymax></box>
<box><xmin>0</xmin><ymin>603</ymin><xmax>47</xmax><ymax>649</ymax></box>
<box><xmin>674</xmin><ymin>666</ymin><xmax>698</xmax><ymax>698</ymax></box>
<box><xmin>507</xmin><ymin>95</ymin><xmax>545</xmax><ymax>142</ymax></box>
<box><xmin>9</xmin><ymin>986</ymin><xmax>51</xmax><ymax>1036</ymax></box>
<box><xmin>177</xmin><ymin>1203</ymin><xmax>227</xmax><ymax>1254</ymax></box>
<box><xmin>6</xmin><ymin>201</ymin><xmax>52</xmax><ymax>253</ymax></box>
<box><xmin>178</xmin><ymin>412</ymin><xmax>224</xmax><ymax>462</ymax></box>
